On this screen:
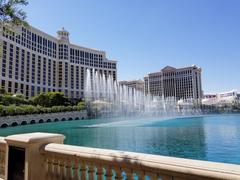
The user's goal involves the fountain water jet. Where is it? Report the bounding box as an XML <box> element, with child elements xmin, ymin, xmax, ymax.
<box><xmin>84</xmin><ymin>69</ymin><xmax>201</xmax><ymax>118</ymax></box>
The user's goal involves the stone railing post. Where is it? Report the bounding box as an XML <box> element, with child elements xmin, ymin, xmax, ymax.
<box><xmin>4</xmin><ymin>132</ymin><xmax>65</xmax><ymax>180</ymax></box>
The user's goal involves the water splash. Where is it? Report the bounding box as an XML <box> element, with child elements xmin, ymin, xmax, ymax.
<box><xmin>84</xmin><ymin>69</ymin><xmax>201</xmax><ymax>118</ymax></box>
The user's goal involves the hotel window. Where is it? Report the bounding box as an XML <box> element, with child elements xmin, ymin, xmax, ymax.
<box><xmin>2</xmin><ymin>41</ymin><xmax>7</xmax><ymax>77</ymax></box>
<box><xmin>15</xmin><ymin>47</ymin><xmax>20</xmax><ymax>80</ymax></box>
<box><xmin>58</xmin><ymin>62</ymin><xmax>63</xmax><ymax>87</ymax></box>
<box><xmin>37</xmin><ymin>35</ymin><xmax>42</xmax><ymax>53</ymax></box>
<box><xmin>81</xmin><ymin>67</ymin><xmax>84</xmax><ymax>90</ymax></box>
<box><xmin>70</xmin><ymin>48</ymin><xmax>74</xmax><ymax>63</ymax></box>
<box><xmin>21</xmin><ymin>49</ymin><xmax>25</xmax><ymax>81</ymax></box>
<box><xmin>26</xmin><ymin>52</ymin><xmax>30</xmax><ymax>82</ymax></box>
<box><xmin>53</xmin><ymin>61</ymin><xmax>56</xmax><ymax>87</ymax></box>
<box><xmin>71</xmin><ymin>65</ymin><xmax>74</xmax><ymax>89</ymax></box>
<box><xmin>26</xmin><ymin>85</ymin><xmax>29</xmax><ymax>98</ymax></box>
<box><xmin>53</xmin><ymin>42</ymin><xmax>57</xmax><ymax>58</ymax></box>
<box><xmin>65</xmin><ymin>62</ymin><xmax>68</xmax><ymax>88</ymax></box>
<box><xmin>48</xmin><ymin>40</ymin><xmax>52</xmax><ymax>57</ymax></box>
<box><xmin>1</xmin><ymin>80</ymin><xmax>5</xmax><ymax>88</ymax></box>
<box><xmin>37</xmin><ymin>86</ymin><xmax>40</xmax><ymax>94</ymax></box>
<box><xmin>48</xmin><ymin>59</ymin><xmax>52</xmax><ymax>86</ymax></box>
<box><xmin>65</xmin><ymin>90</ymin><xmax>68</xmax><ymax>96</ymax></box>
<box><xmin>31</xmin><ymin>54</ymin><xmax>36</xmax><ymax>83</ymax></box>
<box><xmin>14</xmin><ymin>83</ymin><xmax>18</xmax><ymax>93</ymax></box>
<box><xmin>76</xmin><ymin>66</ymin><xmax>79</xmax><ymax>89</ymax></box>
<box><xmin>43</xmin><ymin>58</ymin><xmax>46</xmax><ymax>85</ymax></box>
<box><xmin>8</xmin><ymin>81</ymin><xmax>12</xmax><ymax>93</ymax></box>
<box><xmin>59</xmin><ymin>44</ymin><xmax>64</xmax><ymax>59</ymax></box>
<box><xmin>37</xmin><ymin>56</ymin><xmax>41</xmax><ymax>84</ymax></box>
<box><xmin>31</xmin><ymin>86</ymin><xmax>35</xmax><ymax>97</ymax></box>
<box><xmin>64</xmin><ymin>44</ymin><xmax>68</xmax><ymax>59</ymax></box>
<box><xmin>8</xmin><ymin>44</ymin><xmax>14</xmax><ymax>78</ymax></box>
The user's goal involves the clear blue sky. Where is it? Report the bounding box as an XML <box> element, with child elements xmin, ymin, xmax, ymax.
<box><xmin>24</xmin><ymin>0</ymin><xmax>240</xmax><ymax>93</ymax></box>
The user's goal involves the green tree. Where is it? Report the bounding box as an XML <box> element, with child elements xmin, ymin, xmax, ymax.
<box><xmin>77</xmin><ymin>101</ymin><xmax>86</xmax><ymax>109</ymax></box>
<box><xmin>31</xmin><ymin>93</ymin><xmax>49</xmax><ymax>107</ymax></box>
<box><xmin>31</xmin><ymin>92</ymin><xmax>67</xmax><ymax>107</ymax></box>
<box><xmin>47</xmin><ymin>92</ymin><xmax>67</xmax><ymax>107</ymax></box>
<box><xmin>5</xmin><ymin>104</ymin><xmax>15</xmax><ymax>116</ymax></box>
<box><xmin>0</xmin><ymin>1</ymin><xmax>29</xmax><ymax>83</ymax></box>
<box><xmin>0</xmin><ymin>0</ymin><xmax>28</xmax><ymax>26</ymax></box>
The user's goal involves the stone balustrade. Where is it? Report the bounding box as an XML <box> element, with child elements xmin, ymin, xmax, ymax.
<box><xmin>0</xmin><ymin>138</ymin><xmax>6</xmax><ymax>180</ymax></box>
<box><xmin>41</xmin><ymin>143</ymin><xmax>240</xmax><ymax>180</ymax></box>
<box><xmin>0</xmin><ymin>132</ymin><xmax>240</xmax><ymax>180</ymax></box>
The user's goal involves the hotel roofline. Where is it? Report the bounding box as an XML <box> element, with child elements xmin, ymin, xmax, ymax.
<box><xmin>144</xmin><ymin>65</ymin><xmax>201</xmax><ymax>77</ymax></box>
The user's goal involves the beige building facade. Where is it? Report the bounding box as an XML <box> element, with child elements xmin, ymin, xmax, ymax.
<box><xmin>144</xmin><ymin>65</ymin><xmax>202</xmax><ymax>102</ymax></box>
<box><xmin>0</xmin><ymin>25</ymin><xmax>117</xmax><ymax>99</ymax></box>
<box><xmin>119</xmin><ymin>79</ymin><xmax>144</xmax><ymax>92</ymax></box>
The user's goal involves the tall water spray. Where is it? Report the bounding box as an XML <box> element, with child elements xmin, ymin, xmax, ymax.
<box><xmin>84</xmin><ymin>69</ymin><xmax>201</xmax><ymax>118</ymax></box>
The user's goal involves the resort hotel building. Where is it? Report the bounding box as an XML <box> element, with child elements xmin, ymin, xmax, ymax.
<box><xmin>144</xmin><ymin>65</ymin><xmax>202</xmax><ymax>104</ymax></box>
<box><xmin>202</xmin><ymin>90</ymin><xmax>240</xmax><ymax>106</ymax></box>
<box><xmin>0</xmin><ymin>25</ymin><xmax>117</xmax><ymax>99</ymax></box>
<box><xmin>119</xmin><ymin>79</ymin><xmax>144</xmax><ymax>92</ymax></box>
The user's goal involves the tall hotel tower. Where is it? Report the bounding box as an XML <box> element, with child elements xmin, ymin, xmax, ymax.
<box><xmin>144</xmin><ymin>65</ymin><xmax>202</xmax><ymax>103</ymax></box>
<box><xmin>0</xmin><ymin>25</ymin><xmax>117</xmax><ymax>99</ymax></box>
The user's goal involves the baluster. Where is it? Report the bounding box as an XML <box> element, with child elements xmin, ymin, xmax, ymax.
<box><xmin>96</xmin><ymin>164</ymin><xmax>104</xmax><ymax>180</ymax></box>
<box><xmin>59</xmin><ymin>157</ymin><xmax>65</xmax><ymax>180</ymax></box>
<box><xmin>125</xmin><ymin>169</ymin><xmax>134</xmax><ymax>180</ymax></box>
<box><xmin>160</xmin><ymin>174</ymin><xmax>173</xmax><ymax>180</ymax></box>
<box><xmin>148</xmin><ymin>172</ymin><xmax>158</xmax><ymax>180</ymax></box>
<box><xmin>88</xmin><ymin>162</ymin><xmax>95</xmax><ymax>180</ymax></box>
<box><xmin>72</xmin><ymin>159</ymin><xmax>79</xmax><ymax>180</ymax></box>
<box><xmin>114</xmin><ymin>166</ymin><xmax>122</xmax><ymax>180</ymax></box>
<box><xmin>65</xmin><ymin>158</ymin><xmax>72</xmax><ymax>179</ymax></box>
<box><xmin>80</xmin><ymin>161</ymin><xmax>87</xmax><ymax>179</ymax></box>
<box><xmin>138</xmin><ymin>171</ymin><xmax>145</xmax><ymax>180</ymax></box>
<box><xmin>47</xmin><ymin>156</ymin><xmax>55</xmax><ymax>180</ymax></box>
<box><xmin>105</xmin><ymin>166</ymin><xmax>113</xmax><ymax>180</ymax></box>
<box><xmin>0</xmin><ymin>149</ymin><xmax>5</xmax><ymax>177</ymax></box>
<box><xmin>45</xmin><ymin>156</ymin><xmax>51</xmax><ymax>180</ymax></box>
<box><xmin>53</xmin><ymin>156</ymin><xmax>60</xmax><ymax>179</ymax></box>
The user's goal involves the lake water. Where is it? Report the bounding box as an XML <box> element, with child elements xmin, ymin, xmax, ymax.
<box><xmin>0</xmin><ymin>114</ymin><xmax>240</xmax><ymax>165</ymax></box>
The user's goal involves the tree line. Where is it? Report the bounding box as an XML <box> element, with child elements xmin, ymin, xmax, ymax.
<box><xmin>0</xmin><ymin>88</ymin><xmax>86</xmax><ymax>116</ymax></box>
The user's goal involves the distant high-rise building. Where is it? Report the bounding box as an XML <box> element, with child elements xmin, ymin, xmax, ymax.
<box><xmin>119</xmin><ymin>79</ymin><xmax>144</xmax><ymax>92</ymax></box>
<box><xmin>0</xmin><ymin>25</ymin><xmax>117</xmax><ymax>99</ymax></box>
<box><xmin>144</xmin><ymin>65</ymin><xmax>202</xmax><ymax>103</ymax></box>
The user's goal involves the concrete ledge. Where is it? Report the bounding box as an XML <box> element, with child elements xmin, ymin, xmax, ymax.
<box><xmin>5</xmin><ymin>132</ymin><xmax>65</xmax><ymax>145</ymax></box>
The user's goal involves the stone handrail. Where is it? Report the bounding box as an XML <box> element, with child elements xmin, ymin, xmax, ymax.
<box><xmin>42</xmin><ymin>143</ymin><xmax>240</xmax><ymax>180</ymax></box>
<box><xmin>0</xmin><ymin>138</ymin><xmax>6</xmax><ymax>179</ymax></box>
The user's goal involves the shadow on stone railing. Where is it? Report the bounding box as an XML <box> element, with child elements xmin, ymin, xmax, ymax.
<box><xmin>41</xmin><ymin>143</ymin><xmax>240</xmax><ymax>180</ymax></box>
<box><xmin>0</xmin><ymin>138</ymin><xmax>6</xmax><ymax>179</ymax></box>
<box><xmin>0</xmin><ymin>132</ymin><xmax>240</xmax><ymax>180</ymax></box>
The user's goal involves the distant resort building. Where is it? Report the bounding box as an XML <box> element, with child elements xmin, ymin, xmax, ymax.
<box><xmin>119</xmin><ymin>79</ymin><xmax>144</xmax><ymax>92</ymax></box>
<box><xmin>144</xmin><ymin>65</ymin><xmax>202</xmax><ymax>104</ymax></box>
<box><xmin>202</xmin><ymin>90</ymin><xmax>240</xmax><ymax>106</ymax></box>
<box><xmin>0</xmin><ymin>25</ymin><xmax>117</xmax><ymax>99</ymax></box>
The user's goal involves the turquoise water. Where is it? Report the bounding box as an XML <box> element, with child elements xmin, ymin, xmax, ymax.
<box><xmin>0</xmin><ymin>114</ymin><xmax>240</xmax><ymax>164</ymax></box>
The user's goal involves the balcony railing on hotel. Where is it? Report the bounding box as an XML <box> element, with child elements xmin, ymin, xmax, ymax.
<box><xmin>0</xmin><ymin>133</ymin><xmax>240</xmax><ymax>180</ymax></box>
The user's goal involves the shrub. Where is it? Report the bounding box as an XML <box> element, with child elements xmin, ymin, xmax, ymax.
<box><xmin>0</xmin><ymin>105</ymin><xmax>4</xmax><ymax>116</ymax></box>
<box><xmin>0</xmin><ymin>94</ymin><xmax>29</xmax><ymax>106</ymax></box>
<box><xmin>77</xmin><ymin>101</ymin><xmax>86</xmax><ymax>109</ymax></box>
<box><xmin>5</xmin><ymin>105</ymin><xmax>16</xmax><ymax>116</ymax></box>
<box><xmin>31</xmin><ymin>92</ymin><xmax>67</xmax><ymax>107</ymax></box>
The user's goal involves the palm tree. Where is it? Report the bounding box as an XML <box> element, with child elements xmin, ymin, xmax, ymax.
<box><xmin>0</xmin><ymin>0</ymin><xmax>28</xmax><ymax>26</ymax></box>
